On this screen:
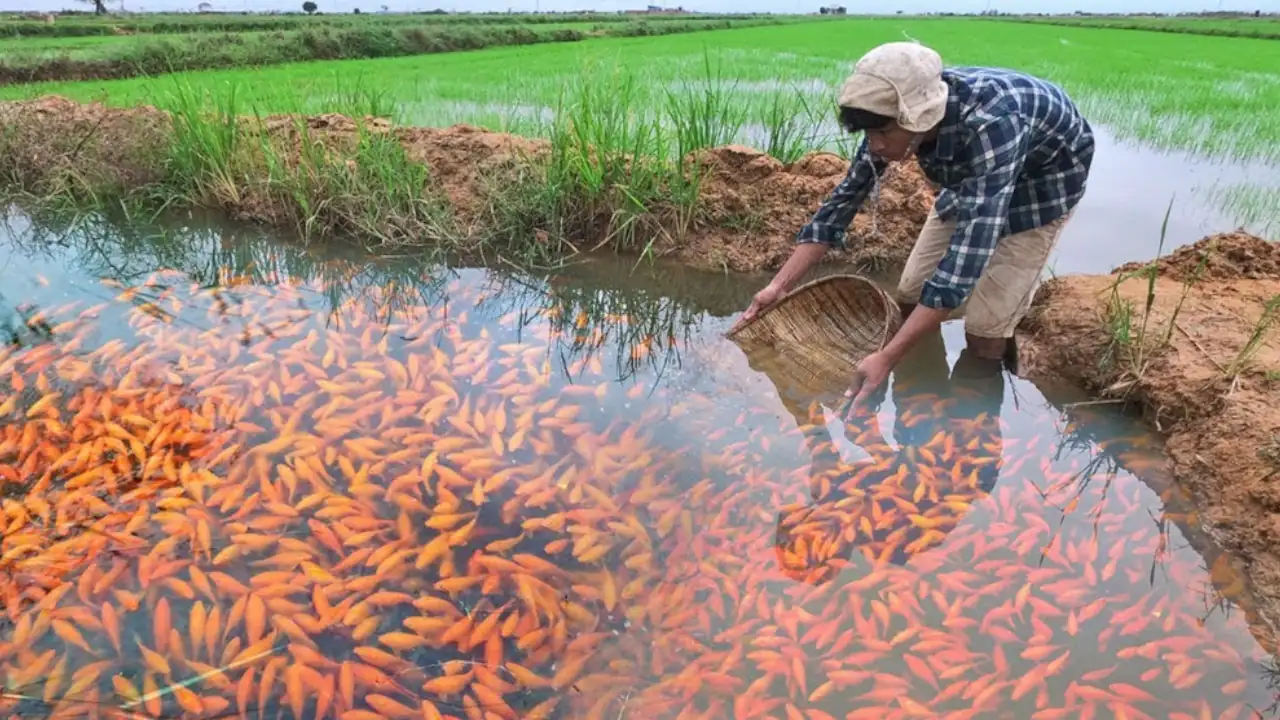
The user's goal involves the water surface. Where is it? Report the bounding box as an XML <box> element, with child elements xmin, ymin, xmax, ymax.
<box><xmin>0</xmin><ymin>209</ymin><xmax>1277</xmax><ymax>720</ymax></box>
<box><xmin>1054</xmin><ymin>125</ymin><xmax>1280</xmax><ymax>275</ymax></box>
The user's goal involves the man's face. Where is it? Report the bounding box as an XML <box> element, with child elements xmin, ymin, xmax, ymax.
<box><xmin>865</xmin><ymin>122</ymin><xmax>918</xmax><ymax>162</ymax></box>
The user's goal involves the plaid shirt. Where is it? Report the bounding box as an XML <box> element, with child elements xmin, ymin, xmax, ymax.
<box><xmin>798</xmin><ymin>66</ymin><xmax>1095</xmax><ymax>310</ymax></box>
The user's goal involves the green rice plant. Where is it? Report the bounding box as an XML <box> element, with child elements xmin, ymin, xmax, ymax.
<box><xmin>663</xmin><ymin>49</ymin><xmax>747</xmax><ymax>161</ymax></box>
<box><xmin>1225</xmin><ymin>295</ymin><xmax>1280</xmax><ymax>381</ymax></box>
<box><xmin>828</xmin><ymin>100</ymin><xmax>863</xmax><ymax>161</ymax></box>
<box><xmin>155</xmin><ymin>78</ymin><xmax>458</xmax><ymax>249</ymax></box>
<box><xmin>544</xmin><ymin>64</ymin><xmax>672</xmax><ymax>252</ymax></box>
<box><xmin>1156</xmin><ymin>239</ymin><xmax>1214</xmax><ymax>351</ymax></box>
<box><xmin>159</xmin><ymin>81</ymin><xmax>245</xmax><ymax>208</ymax></box>
<box><xmin>756</xmin><ymin>86</ymin><xmax>821</xmax><ymax>164</ymax></box>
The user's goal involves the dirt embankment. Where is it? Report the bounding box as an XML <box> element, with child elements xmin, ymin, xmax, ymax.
<box><xmin>0</xmin><ymin>96</ymin><xmax>934</xmax><ymax>274</ymax></box>
<box><xmin>1019</xmin><ymin>231</ymin><xmax>1280</xmax><ymax>631</ymax></box>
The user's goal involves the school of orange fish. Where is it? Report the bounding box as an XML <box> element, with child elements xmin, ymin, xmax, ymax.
<box><xmin>0</xmin><ymin>266</ymin><xmax>1276</xmax><ymax>720</ymax></box>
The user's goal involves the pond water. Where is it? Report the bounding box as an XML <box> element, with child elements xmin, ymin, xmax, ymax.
<box><xmin>1</xmin><ymin>208</ymin><xmax>1279</xmax><ymax>720</ymax></box>
<box><xmin>1054</xmin><ymin>125</ymin><xmax>1280</xmax><ymax>275</ymax></box>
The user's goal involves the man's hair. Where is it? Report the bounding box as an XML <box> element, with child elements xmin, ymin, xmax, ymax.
<box><xmin>838</xmin><ymin>105</ymin><xmax>893</xmax><ymax>134</ymax></box>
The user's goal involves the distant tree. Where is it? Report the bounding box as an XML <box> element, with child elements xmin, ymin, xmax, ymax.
<box><xmin>79</xmin><ymin>0</ymin><xmax>109</xmax><ymax>15</ymax></box>
<box><xmin>302</xmin><ymin>1</ymin><xmax>317</xmax><ymax>12</ymax></box>
<box><xmin>353</xmin><ymin>6</ymin><xmax>360</xmax><ymax>11</ymax></box>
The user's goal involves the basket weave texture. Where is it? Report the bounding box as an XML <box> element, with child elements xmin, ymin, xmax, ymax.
<box><xmin>729</xmin><ymin>275</ymin><xmax>903</xmax><ymax>403</ymax></box>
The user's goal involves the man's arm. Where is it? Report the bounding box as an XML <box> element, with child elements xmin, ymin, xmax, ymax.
<box><xmin>775</xmin><ymin>138</ymin><xmax>886</xmax><ymax>291</ymax></box>
<box><xmin>796</xmin><ymin>136</ymin><xmax>886</xmax><ymax>252</ymax></box>
<box><xmin>879</xmin><ymin>115</ymin><xmax>1030</xmax><ymax>364</ymax></box>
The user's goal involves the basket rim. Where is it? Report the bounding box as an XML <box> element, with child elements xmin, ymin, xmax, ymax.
<box><xmin>726</xmin><ymin>273</ymin><xmax>899</xmax><ymax>350</ymax></box>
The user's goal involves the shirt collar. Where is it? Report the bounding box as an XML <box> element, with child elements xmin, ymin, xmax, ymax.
<box><xmin>921</xmin><ymin>72</ymin><xmax>963</xmax><ymax>163</ymax></box>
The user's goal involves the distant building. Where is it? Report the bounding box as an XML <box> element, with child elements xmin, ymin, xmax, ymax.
<box><xmin>624</xmin><ymin>5</ymin><xmax>688</xmax><ymax>13</ymax></box>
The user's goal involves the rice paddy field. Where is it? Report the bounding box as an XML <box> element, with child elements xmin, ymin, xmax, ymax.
<box><xmin>1009</xmin><ymin>13</ymin><xmax>1280</xmax><ymax>40</ymax></box>
<box><xmin>0</xmin><ymin>12</ymin><xmax>799</xmax><ymax>84</ymax></box>
<box><xmin>0</xmin><ymin>12</ymin><xmax>1279</xmax><ymax>720</ymax></box>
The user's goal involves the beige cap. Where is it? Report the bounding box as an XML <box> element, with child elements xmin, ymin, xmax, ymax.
<box><xmin>837</xmin><ymin>42</ymin><xmax>949</xmax><ymax>133</ymax></box>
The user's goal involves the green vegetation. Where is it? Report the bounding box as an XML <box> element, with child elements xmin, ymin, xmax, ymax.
<box><xmin>0</xmin><ymin>54</ymin><xmax>797</xmax><ymax>270</ymax></box>
<box><xmin>1205</xmin><ymin>183</ymin><xmax>1280</xmax><ymax>239</ymax></box>
<box><xmin>0</xmin><ymin>10</ymin><xmax>777</xmax><ymax>37</ymax></box>
<box><xmin>4</xmin><ymin>18</ymin><xmax>1278</xmax><ymax>166</ymax></box>
<box><xmin>0</xmin><ymin>16</ymin><xmax>798</xmax><ymax>84</ymax></box>
<box><xmin>1100</xmin><ymin>203</ymin><xmax>1207</xmax><ymax>391</ymax></box>
<box><xmin>1006</xmin><ymin>14</ymin><xmax>1280</xmax><ymax>41</ymax></box>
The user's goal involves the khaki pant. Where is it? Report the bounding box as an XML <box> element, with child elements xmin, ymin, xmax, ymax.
<box><xmin>895</xmin><ymin>210</ymin><xmax>1073</xmax><ymax>339</ymax></box>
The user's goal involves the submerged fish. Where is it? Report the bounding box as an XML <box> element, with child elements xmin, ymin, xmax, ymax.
<box><xmin>0</xmin><ymin>268</ymin><xmax>1266</xmax><ymax>720</ymax></box>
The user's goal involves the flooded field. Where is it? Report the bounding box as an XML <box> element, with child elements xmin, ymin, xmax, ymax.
<box><xmin>1053</xmin><ymin>126</ymin><xmax>1280</xmax><ymax>274</ymax></box>
<box><xmin>1</xmin><ymin>209</ymin><xmax>1278</xmax><ymax>720</ymax></box>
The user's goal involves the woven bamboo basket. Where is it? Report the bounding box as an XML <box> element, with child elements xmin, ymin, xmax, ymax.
<box><xmin>728</xmin><ymin>275</ymin><xmax>903</xmax><ymax>403</ymax></box>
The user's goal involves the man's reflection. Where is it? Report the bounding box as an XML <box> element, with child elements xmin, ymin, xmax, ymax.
<box><xmin>751</xmin><ymin>329</ymin><xmax>1007</xmax><ymax>586</ymax></box>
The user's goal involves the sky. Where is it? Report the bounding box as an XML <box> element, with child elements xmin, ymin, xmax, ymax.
<box><xmin>7</xmin><ymin>0</ymin><xmax>1280</xmax><ymax>19</ymax></box>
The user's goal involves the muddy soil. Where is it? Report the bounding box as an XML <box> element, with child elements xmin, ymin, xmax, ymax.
<box><xmin>684</xmin><ymin>145</ymin><xmax>933</xmax><ymax>273</ymax></box>
<box><xmin>1019</xmin><ymin>231</ymin><xmax>1280</xmax><ymax>633</ymax></box>
<box><xmin>0</xmin><ymin>96</ymin><xmax>934</xmax><ymax>274</ymax></box>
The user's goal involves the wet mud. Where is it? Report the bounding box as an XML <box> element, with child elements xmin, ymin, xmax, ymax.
<box><xmin>1020</xmin><ymin>231</ymin><xmax>1280</xmax><ymax>635</ymax></box>
<box><xmin>0</xmin><ymin>96</ymin><xmax>934</xmax><ymax>274</ymax></box>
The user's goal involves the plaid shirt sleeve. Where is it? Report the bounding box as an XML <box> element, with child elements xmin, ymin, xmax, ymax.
<box><xmin>796</xmin><ymin>137</ymin><xmax>887</xmax><ymax>250</ymax></box>
<box><xmin>921</xmin><ymin>114</ymin><xmax>1032</xmax><ymax>310</ymax></box>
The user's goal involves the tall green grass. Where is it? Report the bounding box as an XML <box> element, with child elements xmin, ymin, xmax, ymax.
<box><xmin>478</xmin><ymin>59</ymin><xmax>728</xmax><ymax>266</ymax></box>
<box><xmin>157</xmin><ymin>82</ymin><xmax>458</xmax><ymax>248</ymax></box>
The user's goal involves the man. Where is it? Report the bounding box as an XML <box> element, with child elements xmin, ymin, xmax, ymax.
<box><xmin>734</xmin><ymin>41</ymin><xmax>1094</xmax><ymax>412</ymax></box>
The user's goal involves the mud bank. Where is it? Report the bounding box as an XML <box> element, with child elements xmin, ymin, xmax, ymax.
<box><xmin>0</xmin><ymin>96</ymin><xmax>934</xmax><ymax>273</ymax></box>
<box><xmin>1020</xmin><ymin>231</ymin><xmax>1280</xmax><ymax>632</ymax></box>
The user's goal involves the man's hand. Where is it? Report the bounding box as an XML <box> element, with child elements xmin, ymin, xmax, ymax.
<box><xmin>843</xmin><ymin>350</ymin><xmax>896</xmax><ymax>419</ymax></box>
<box><xmin>731</xmin><ymin>283</ymin><xmax>785</xmax><ymax>334</ymax></box>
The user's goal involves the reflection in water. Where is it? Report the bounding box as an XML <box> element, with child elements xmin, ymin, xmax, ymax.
<box><xmin>769</xmin><ymin>331</ymin><xmax>1007</xmax><ymax>583</ymax></box>
<box><xmin>1</xmin><ymin>207</ymin><xmax>1280</xmax><ymax>719</ymax></box>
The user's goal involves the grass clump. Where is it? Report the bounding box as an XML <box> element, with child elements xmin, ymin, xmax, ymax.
<box><xmin>157</xmin><ymin>83</ymin><xmax>458</xmax><ymax>248</ymax></box>
<box><xmin>480</xmin><ymin>60</ymin><xmax>727</xmax><ymax>267</ymax></box>
<box><xmin>267</xmin><ymin>120</ymin><xmax>457</xmax><ymax>245</ymax></box>
<box><xmin>1099</xmin><ymin>200</ymin><xmax>1208</xmax><ymax>391</ymax></box>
